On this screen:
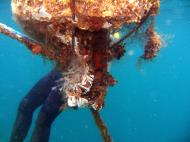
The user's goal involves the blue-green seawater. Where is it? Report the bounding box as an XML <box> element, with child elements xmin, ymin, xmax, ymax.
<box><xmin>0</xmin><ymin>0</ymin><xmax>190</xmax><ymax>142</ymax></box>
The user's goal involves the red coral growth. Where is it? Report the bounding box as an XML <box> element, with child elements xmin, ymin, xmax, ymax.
<box><xmin>87</xmin><ymin>17</ymin><xmax>104</xmax><ymax>31</ymax></box>
<box><xmin>106</xmin><ymin>73</ymin><xmax>117</xmax><ymax>86</ymax></box>
<box><xmin>106</xmin><ymin>45</ymin><xmax>126</xmax><ymax>61</ymax></box>
<box><xmin>31</xmin><ymin>44</ymin><xmax>42</xmax><ymax>54</ymax></box>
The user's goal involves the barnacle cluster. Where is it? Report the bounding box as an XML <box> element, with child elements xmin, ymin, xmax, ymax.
<box><xmin>11</xmin><ymin>0</ymin><xmax>161</xmax><ymax>110</ymax></box>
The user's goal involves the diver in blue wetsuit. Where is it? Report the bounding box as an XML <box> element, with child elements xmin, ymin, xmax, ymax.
<box><xmin>9</xmin><ymin>68</ymin><xmax>67</xmax><ymax>142</ymax></box>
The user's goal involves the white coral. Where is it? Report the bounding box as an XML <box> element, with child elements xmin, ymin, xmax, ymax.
<box><xmin>67</xmin><ymin>96</ymin><xmax>89</xmax><ymax>107</ymax></box>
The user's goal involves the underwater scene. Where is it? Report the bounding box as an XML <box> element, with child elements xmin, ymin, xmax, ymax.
<box><xmin>0</xmin><ymin>0</ymin><xmax>190</xmax><ymax>142</ymax></box>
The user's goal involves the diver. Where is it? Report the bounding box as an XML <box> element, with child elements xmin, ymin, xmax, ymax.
<box><xmin>9</xmin><ymin>67</ymin><xmax>66</xmax><ymax>142</ymax></box>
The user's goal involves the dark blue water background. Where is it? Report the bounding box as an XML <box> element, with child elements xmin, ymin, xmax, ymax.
<box><xmin>0</xmin><ymin>0</ymin><xmax>190</xmax><ymax>142</ymax></box>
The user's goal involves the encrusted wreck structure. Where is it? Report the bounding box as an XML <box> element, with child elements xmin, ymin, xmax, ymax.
<box><xmin>1</xmin><ymin>0</ymin><xmax>161</xmax><ymax>110</ymax></box>
<box><xmin>6</xmin><ymin>0</ymin><xmax>162</xmax><ymax>110</ymax></box>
